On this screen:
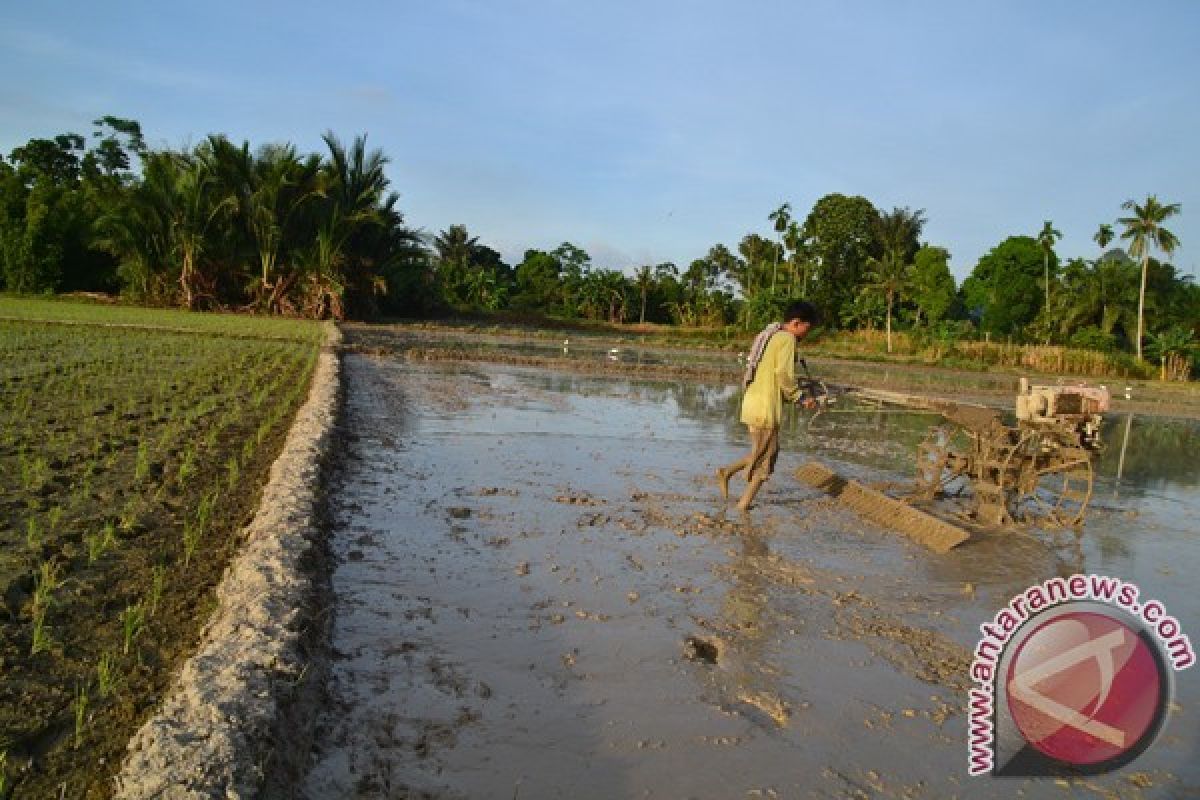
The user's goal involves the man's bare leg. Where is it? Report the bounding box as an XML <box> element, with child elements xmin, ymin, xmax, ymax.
<box><xmin>716</xmin><ymin>458</ymin><xmax>750</xmax><ymax>501</ymax></box>
<box><xmin>737</xmin><ymin>476</ymin><xmax>766</xmax><ymax>512</ymax></box>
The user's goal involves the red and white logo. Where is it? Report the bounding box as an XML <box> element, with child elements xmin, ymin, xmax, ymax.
<box><xmin>1005</xmin><ymin>610</ymin><xmax>1165</xmax><ymax>768</ymax></box>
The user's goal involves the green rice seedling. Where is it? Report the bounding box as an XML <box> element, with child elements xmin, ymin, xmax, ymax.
<box><xmin>204</xmin><ymin>421</ymin><xmax>222</xmax><ymax>450</ymax></box>
<box><xmin>30</xmin><ymin>605</ymin><xmax>51</xmax><ymax>655</ymax></box>
<box><xmin>32</xmin><ymin>560</ymin><xmax>61</xmax><ymax>610</ymax></box>
<box><xmin>177</xmin><ymin>446</ymin><xmax>197</xmax><ymax>487</ymax></box>
<box><xmin>85</xmin><ymin>521</ymin><xmax>117</xmax><ymax>563</ymax></box>
<box><xmin>225</xmin><ymin>455</ymin><xmax>240</xmax><ymax>491</ymax></box>
<box><xmin>104</xmin><ymin>440</ymin><xmax>122</xmax><ymax>470</ymax></box>
<box><xmin>155</xmin><ymin>419</ymin><xmax>175</xmax><ymax>451</ymax></box>
<box><xmin>118</xmin><ymin>498</ymin><xmax>141</xmax><ymax>533</ymax></box>
<box><xmin>147</xmin><ymin>566</ymin><xmax>166</xmax><ymax>616</ymax></box>
<box><xmin>134</xmin><ymin>440</ymin><xmax>150</xmax><ymax>482</ymax></box>
<box><xmin>96</xmin><ymin>651</ymin><xmax>119</xmax><ymax>697</ymax></box>
<box><xmin>0</xmin><ymin>750</ymin><xmax>7</xmax><ymax>799</ymax></box>
<box><xmin>197</xmin><ymin>489</ymin><xmax>217</xmax><ymax>530</ymax></box>
<box><xmin>29</xmin><ymin>561</ymin><xmax>61</xmax><ymax>655</ymax></box>
<box><xmin>182</xmin><ymin>521</ymin><xmax>200</xmax><ymax>567</ymax></box>
<box><xmin>120</xmin><ymin>602</ymin><xmax>145</xmax><ymax>655</ymax></box>
<box><xmin>84</xmin><ymin>529</ymin><xmax>104</xmax><ymax>564</ymax></box>
<box><xmin>18</xmin><ymin>451</ymin><xmax>39</xmax><ymax>490</ymax></box>
<box><xmin>72</xmin><ymin>683</ymin><xmax>88</xmax><ymax>748</ymax></box>
<box><xmin>25</xmin><ymin>516</ymin><xmax>40</xmax><ymax>550</ymax></box>
<box><xmin>46</xmin><ymin>505</ymin><xmax>64</xmax><ymax>532</ymax></box>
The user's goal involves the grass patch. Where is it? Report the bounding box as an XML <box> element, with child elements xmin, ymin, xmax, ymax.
<box><xmin>0</xmin><ymin>294</ymin><xmax>323</xmax><ymax>344</ymax></box>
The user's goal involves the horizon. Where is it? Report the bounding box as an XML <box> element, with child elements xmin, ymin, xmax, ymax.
<box><xmin>2</xmin><ymin>1</ymin><xmax>1198</xmax><ymax>282</ymax></box>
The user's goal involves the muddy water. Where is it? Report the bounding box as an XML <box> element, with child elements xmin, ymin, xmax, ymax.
<box><xmin>302</xmin><ymin>354</ymin><xmax>1199</xmax><ymax>799</ymax></box>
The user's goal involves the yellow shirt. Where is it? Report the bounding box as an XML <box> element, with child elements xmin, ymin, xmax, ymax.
<box><xmin>740</xmin><ymin>331</ymin><xmax>800</xmax><ymax>429</ymax></box>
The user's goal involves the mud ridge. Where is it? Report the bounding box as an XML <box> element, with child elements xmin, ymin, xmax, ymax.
<box><xmin>114</xmin><ymin>323</ymin><xmax>342</xmax><ymax>799</ymax></box>
<box><xmin>369</xmin><ymin>342</ymin><xmax>742</xmax><ymax>383</ymax></box>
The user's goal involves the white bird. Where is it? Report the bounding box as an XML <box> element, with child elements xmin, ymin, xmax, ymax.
<box><xmin>608</xmin><ymin>347</ymin><xmax>620</xmax><ymax>355</ymax></box>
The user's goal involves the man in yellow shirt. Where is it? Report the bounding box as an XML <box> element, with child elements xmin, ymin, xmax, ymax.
<box><xmin>717</xmin><ymin>301</ymin><xmax>819</xmax><ymax>511</ymax></box>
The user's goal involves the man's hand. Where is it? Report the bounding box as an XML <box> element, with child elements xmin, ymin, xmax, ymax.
<box><xmin>801</xmin><ymin>397</ymin><xmax>818</xmax><ymax>410</ymax></box>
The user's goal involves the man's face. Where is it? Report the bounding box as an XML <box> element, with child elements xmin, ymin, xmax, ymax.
<box><xmin>783</xmin><ymin>319</ymin><xmax>811</xmax><ymax>339</ymax></box>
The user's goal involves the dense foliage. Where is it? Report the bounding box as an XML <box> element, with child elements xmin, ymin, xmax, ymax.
<box><xmin>1</xmin><ymin>118</ymin><xmax>425</xmax><ymax>319</ymax></box>
<box><xmin>1</xmin><ymin>117</ymin><xmax>1196</xmax><ymax>372</ymax></box>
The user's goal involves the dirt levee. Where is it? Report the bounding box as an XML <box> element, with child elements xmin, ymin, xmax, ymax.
<box><xmin>115</xmin><ymin>325</ymin><xmax>340</xmax><ymax>799</ymax></box>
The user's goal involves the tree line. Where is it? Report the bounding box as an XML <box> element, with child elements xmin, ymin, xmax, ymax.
<box><xmin>1</xmin><ymin>118</ymin><xmax>1195</xmax><ymax>369</ymax></box>
<box><xmin>0</xmin><ymin>118</ymin><xmax>423</xmax><ymax>319</ymax></box>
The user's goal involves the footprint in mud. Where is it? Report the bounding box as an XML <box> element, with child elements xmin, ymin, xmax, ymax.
<box><xmin>732</xmin><ymin>689</ymin><xmax>793</xmax><ymax>728</ymax></box>
<box><xmin>554</xmin><ymin>491</ymin><xmax>604</xmax><ymax>506</ymax></box>
<box><xmin>413</xmin><ymin>721</ymin><xmax>460</xmax><ymax>759</ymax></box>
<box><xmin>476</xmin><ymin>486</ymin><xmax>520</xmax><ymax>497</ymax></box>
<box><xmin>683</xmin><ymin>635</ymin><xmax>721</xmax><ymax>664</ymax></box>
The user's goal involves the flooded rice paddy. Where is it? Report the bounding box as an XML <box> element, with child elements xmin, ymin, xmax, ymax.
<box><xmin>301</xmin><ymin>346</ymin><xmax>1199</xmax><ymax>799</ymax></box>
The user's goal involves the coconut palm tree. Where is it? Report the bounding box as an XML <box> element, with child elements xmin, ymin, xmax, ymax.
<box><xmin>1093</xmin><ymin>223</ymin><xmax>1114</xmax><ymax>253</ymax></box>
<box><xmin>864</xmin><ymin>207</ymin><xmax>925</xmax><ymax>353</ymax></box>
<box><xmin>782</xmin><ymin>220</ymin><xmax>804</xmax><ymax>294</ymax></box>
<box><xmin>244</xmin><ymin>143</ymin><xmax>322</xmax><ymax>311</ymax></box>
<box><xmin>299</xmin><ymin>132</ymin><xmax>392</xmax><ymax>319</ymax></box>
<box><xmin>166</xmin><ymin>150</ymin><xmax>237</xmax><ymax>309</ymax></box>
<box><xmin>1036</xmin><ymin>220</ymin><xmax>1062</xmax><ymax>316</ymax></box>
<box><xmin>862</xmin><ymin>252</ymin><xmax>907</xmax><ymax>353</ymax></box>
<box><xmin>1118</xmin><ymin>195</ymin><xmax>1181</xmax><ymax>361</ymax></box>
<box><xmin>433</xmin><ymin>224</ymin><xmax>477</xmax><ymax>268</ymax></box>
<box><xmin>634</xmin><ymin>264</ymin><xmax>653</xmax><ymax>323</ymax></box>
<box><xmin>433</xmin><ymin>224</ymin><xmax>479</xmax><ymax>305</ymax></box>
<box><xmin>95</xmin><ymin>154</ymin><xmax>176</xmax><ymax>299</ymax></box>
<box><xmin>767</xmin><ymin>202</ymin><xmax>791</xmax><ymax>291</ymax></box>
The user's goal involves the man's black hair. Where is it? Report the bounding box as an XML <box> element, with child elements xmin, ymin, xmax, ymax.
<box><xmin>783</xmin><ymin>300</ymin><xmax>820</xmax><ymax>326</ymax></box>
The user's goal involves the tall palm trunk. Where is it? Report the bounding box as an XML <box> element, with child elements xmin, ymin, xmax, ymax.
<box><xmin>179</xmin><ymin>246</ymin><xmax>197</xmax><ymax>310</ymax></box>
<box><xmin>1043</xmin><ymin>251</ymin><xmax>1050</xmax><ymax>313</ymax></box>
<box><xmin>885</xmin><ymin>291</ymin><xmax>894</xmax><ymax>354</ymax></box>
<box><xmin>1136</xmin><ymin>253</ymin><xmax>1148</xmax><ymax>361</ymax></box>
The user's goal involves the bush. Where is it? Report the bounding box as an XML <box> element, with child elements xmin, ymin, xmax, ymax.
<box><xmin>1068</xmin><ymin>326</ymin><xmax>1118</xmax><ymax>352</ymax></box>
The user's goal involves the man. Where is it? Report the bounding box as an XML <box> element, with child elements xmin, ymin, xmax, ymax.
<box><xmin>717</xmin><ymin>300</ymin><xmax>819</xmax><ymax>511</ymax></box>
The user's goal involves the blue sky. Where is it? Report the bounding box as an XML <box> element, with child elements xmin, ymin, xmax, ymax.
<box><xmin>2</xmin><ymin>1</ymin><xmax>1198</xmax><ymax>281</ymax></box>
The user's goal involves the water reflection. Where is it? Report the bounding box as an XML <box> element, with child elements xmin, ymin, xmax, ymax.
<box><xmin>662</xmin><ymin>382</ymin><xmax>1200</xmax><ymax>496</ymax></box>
<box><xmin>1095</xmin><ymin>413</ymin><xmax>1200</xmax><ymax>490</ymax></box>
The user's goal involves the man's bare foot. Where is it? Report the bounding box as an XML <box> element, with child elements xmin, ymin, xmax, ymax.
<box><xmin>736</xmin><ymin>478</ymin><xmax>764</xmax><ymax>512</ymax></box>
<box><xmin>715</xmin><ymin>468</ymin><xmax>730</xmax><ymax>501</ymax></box>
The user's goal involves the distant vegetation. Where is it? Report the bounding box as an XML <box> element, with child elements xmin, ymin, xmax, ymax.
<box><xmin>1</xmin><ymin>117</ymin><xmax>1196</xmax><ymax>379</ymax></box>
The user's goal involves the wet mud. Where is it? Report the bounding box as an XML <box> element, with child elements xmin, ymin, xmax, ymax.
<box><xmin>301</xmin><ymin>344</ymin><xmax>1199</xmax><ymax>799</ymax></box>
